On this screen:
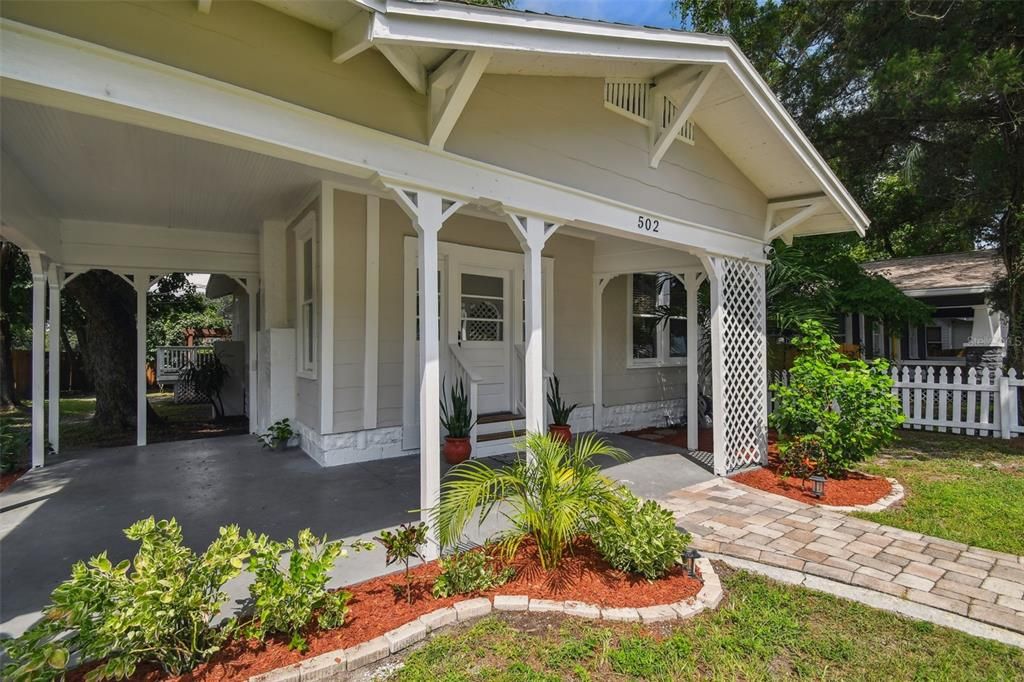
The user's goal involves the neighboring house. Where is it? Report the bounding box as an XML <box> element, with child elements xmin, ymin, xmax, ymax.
<box><xmin>845</xmin><ymin>251</ymin><xmax>1006</xmax><ymax>368</ymax></box>
<box><xmin>0</xmin><ymin>0</ymin><xmax>867</xmax><ymax>527</ymax></box>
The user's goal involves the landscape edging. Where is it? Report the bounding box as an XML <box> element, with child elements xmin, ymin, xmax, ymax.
<box><xmin>815</xmin><ymin>477</ymin><xmax>904</xmax><ymax>512</ymax></box>
<box><xmin>248</xmin><ymin>557</ymin><xmax>721</xmax><ymax>681</ymax></box>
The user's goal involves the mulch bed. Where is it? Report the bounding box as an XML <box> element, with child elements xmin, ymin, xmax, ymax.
<box><xmin>0</xmin><ymin>467</ymin><xmax>27</xmax><ymax>493</ymax></box>
<box><xmin>72</xmin><ymin>538</ymin><xmax>702</xmax><ymax>682</ymax></box>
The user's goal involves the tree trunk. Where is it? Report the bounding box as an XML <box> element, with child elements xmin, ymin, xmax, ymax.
<box><xmin>0</xmin><ymin>242</ymin><xmax>20</xmax><ymax>407</ymax></box>
<box><xmin>64</xmin><ymin>270</ymin><xmax>161</xmax><ymax>429</ymax></box>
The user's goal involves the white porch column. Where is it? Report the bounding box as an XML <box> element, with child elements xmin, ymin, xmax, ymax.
<box><xmin>506</xmin><ymin>214</ymin><xmax>560</xmax><ymax>438</ymax></box>
<box><xmin>685</xmin><ymin>271</ymin><xmax>701</xmax><ymax>452</ymax></box>
<box><xmin>134</xmin><ymin>271</ymin><xmax>149</xmax><ymax>447</ymax></box>
<box><xmin>384</xmin><ymin>184</ymin><xmax>465</xmax><ymax>558</ymax></box>
<box><xmin>47</xmin><ymin>263</ymin><xmax>61</xmax><ymax>453</ymax></box>
<box><xmin>28</xmin><ymin>252</ymin><xmax>46</xmax><ymax>468</ymax></box>
<box><xmin>592</xmin><ymin>276</ymin><xmax>611</xmax><ymax>433</ymax></box>
<box><xmin>701</xmin><ymin>255</ymin><xmax>767</xmax><ymax>476</ymax></box>
<box><xmin>248</xmin><ymin>276</ymin><xmax>260</xmax><ymax>433</ymax></box>
<box><xmin>968</xmin><ymin>304</ymin><xmax>1005</xmax><ymax>347</ymax></box>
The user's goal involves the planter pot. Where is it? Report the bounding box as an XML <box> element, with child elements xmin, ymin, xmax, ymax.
<box><xmin>273</xmin><ymin>439</ymin><xmax>288</xmax><ymax>452</ymax></box>
<box><xmin>443</xmin><ymin>437</ymin><xmax>472</xmax><ymax>465</ymax></box>
<box><xmin>549</xmin><ymin>424</ymin><xmax>572</xmax><ymax>443</ymax></box>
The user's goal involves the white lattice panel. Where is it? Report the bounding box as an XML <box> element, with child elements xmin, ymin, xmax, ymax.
<box><xmin>711</xmin><ymin>257</ymin><xmax>767</xmax><ymax>473</ymax></box>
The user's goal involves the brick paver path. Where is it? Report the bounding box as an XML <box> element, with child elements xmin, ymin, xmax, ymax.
<box><xmin>662</xmin><ymin>478</ymin><xmax>1024</xmax><ymax>635</ymax></box>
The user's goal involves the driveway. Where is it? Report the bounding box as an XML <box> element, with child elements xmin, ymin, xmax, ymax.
<box><xmin>0</xmin><ymin>432</ymin><xmax>711</xmax><ymax>637</ymax></box>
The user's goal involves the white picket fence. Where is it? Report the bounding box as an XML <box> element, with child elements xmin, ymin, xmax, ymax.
<box><xmin>768</xmin><ymin>366</ymin><xmax>1024</xmax><ymax>439</ymax></box>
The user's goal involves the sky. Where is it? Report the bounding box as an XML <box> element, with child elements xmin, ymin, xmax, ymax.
<box><xmin>515</xmin><ymin>0</ymin><xmax>681</xmax><ymax>30</ymax></box>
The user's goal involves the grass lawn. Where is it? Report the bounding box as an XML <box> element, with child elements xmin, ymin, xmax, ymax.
<box><xmin>857</xmin><ymin>430</ymin><xmax>1024</xmax><ymax>556</ymax></box>
<box><xmin>387</xmin><ymin>569</ymin><xmax>1024</xmax><ymax>681</ymax></box>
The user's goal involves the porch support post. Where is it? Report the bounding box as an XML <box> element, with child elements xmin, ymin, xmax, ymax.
<box><xmin>505</xmin><ymin>213</ymin><xmax>560</xmax><ymax>439</ymax></box>
<box><xmin>48</xmin><ymin>263</ymin><xmax>61</xmax><ymax>453</ymax></box>
<box><xmin>702</xmin><ymin>257</ymin><xmax>727</xmax><ymax>475</ymax></box>
<box><xmin>685</xmin><ymin>271</ymin><xmax>701</xmax><ymax>452</ymax></box>
<box><xmin>383</xmin><ymin>182</ymin><xmax>466</xmax><ymax>559</ymax></box>
<box><xmin>248</xmin><ymin>276</ymin><xmax>259</xmax><ymax>434</ymax></box>
<box><xmin>592</xmin><ymin>276</ymin><xmax>611</xmax><ymax>433</ymax></box>
<box><xmin>134</xmin><ymin>271</ymin><xmax>149</xmax><ymax>447</ymax></box>
<box><xmin>28</xmin><ymin>251</ymin><xmax>46</xmax><ymax>467</ymax></box>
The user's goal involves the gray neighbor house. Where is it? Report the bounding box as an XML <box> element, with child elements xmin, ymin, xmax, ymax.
<box><xmin>842</xmin><ymin>250</ymin><xmax>1007</xmax><ymax>369</ymax></box>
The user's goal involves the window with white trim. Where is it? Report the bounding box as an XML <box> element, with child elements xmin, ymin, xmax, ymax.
<box><xmin>627</xmin><ymin>273</ymin><xmax>686</xmax><ymax>368</ymax></box>
<box><xmin>295</xmin><ymin>216</ymin><xmax>317</xmax><ymax>377</ymax></box>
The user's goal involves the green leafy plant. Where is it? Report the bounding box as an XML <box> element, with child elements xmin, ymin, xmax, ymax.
<box><xmin>545</xmin><ymin>375</ymin><xmax>577</xmax><ymax>426</ymax></box>
<box><xmin>777</xmin><ymin>434</ymin><xmax>824</xmax><ymax>487</ymax></box>
<box><xmin>1</xmin><ymin>419</ymin><xmax>27</xmax><ymax>473</ymax></box>
<box><xmin>246</xmin><ymin>530</ymin><xmax>373</xmax><ymax>652</ymax></box>
<box><xmin>588</xmin><ymin>489</ymin><xmax>691</xmax><ymax>580</ymax></box>
<box><xmin>440</xmin><ymin>378</ymin><xmax>476</xmax><ymax>438</ymax></box>
<box><xmin>179</xmin><ymin>353</ymin><xmax>230</xmax><ymax>420</ymax></box>
<box><xmin>2</xmin><ymin>518</ymin><xmax>252</xmax><ymax>682</ymax></box>
<box><xmin>375</xmin><ymin>522</ymin><xmax>429</xmax><ymax>604</ymax></box>
<box><xmin>257</xmin><ymin>418</ymin><xmax>295</xmax><ymax>449</ymax></box>
<box><xmin>770</xmin><ymin>320</ymin><xmax>904</xmax><ymax>477</ymax></box>
<box><xmin>431</xmin><ymin>549</ymin><xmax>515</xmax><ymax>598</ymax></box>
<box><xmin>434</xmin><ymin>432</ymin><xmax>628</xmax><ymax>571</ymax></box>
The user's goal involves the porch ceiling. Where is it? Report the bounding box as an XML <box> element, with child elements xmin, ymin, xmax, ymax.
<box><xmin>0</xmin><ymin>98</ymin><xmax>349</xmax><ymax>234</ymax></box>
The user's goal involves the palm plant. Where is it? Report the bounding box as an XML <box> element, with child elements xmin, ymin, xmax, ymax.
<box><xmin>432</xmin><ymin>432</ymin><xmax>629</xmax><ymax>571</ymax></box>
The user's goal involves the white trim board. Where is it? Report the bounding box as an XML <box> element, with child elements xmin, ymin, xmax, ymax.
<box><xmin>0</xmin><ymin>19</ymin><xmax>766</xmax><ymax>262</ymax></box>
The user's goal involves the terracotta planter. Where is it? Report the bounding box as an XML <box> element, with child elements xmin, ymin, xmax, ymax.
<box><xmin>549</xmin><ymin>424</ymin><xmax>572</xmax><ymax>443</ymax></box>
<box><xmin>443</xmin><ymin>437</ymin><xmax>472</xmax><ymax>464</ymax></box>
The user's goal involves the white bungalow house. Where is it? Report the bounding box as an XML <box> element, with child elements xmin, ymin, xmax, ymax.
<box><xmin>0</xmin><ymin>0</ymin><xmax>867</xmax><ymax>541</ymax></box>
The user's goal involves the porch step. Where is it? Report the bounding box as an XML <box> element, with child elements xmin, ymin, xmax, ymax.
<box><xmin>478</xmin><ymin>430</ymin><xmax>519</xmax><ymax>443</ymax></box>
<box><xmin>476</xmin><ymin>412</ymin><xmax>525</xmax><ymax>437</ymax></box>
<box><xmin>477</xmin><ymin>411</ymin><xmax>522</xmax><ymax>424</ymax></box>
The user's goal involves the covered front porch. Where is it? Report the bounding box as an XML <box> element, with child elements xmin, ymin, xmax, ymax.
<box><xmin>0</xmin><ymin>431</ymin><xmax>713</xmax><ymax>638</ymax></box>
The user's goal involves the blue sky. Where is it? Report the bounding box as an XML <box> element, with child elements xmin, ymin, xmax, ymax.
<box><xmin>515</xmin><ymin>0</ymin><xmax>681</xmax><ymax>30</ymax></box>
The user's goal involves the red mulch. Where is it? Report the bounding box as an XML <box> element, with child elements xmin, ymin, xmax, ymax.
<box><xmin>0</xmin><ymin>468</ymin><xmax>27</xmax><ymax>493</ymax></box>
<box><xmin>72</xmin><ymin>538</ymin><xmax>701</xmax><ymax>682</ymax></box>
<box><xmin>622</xmin><ymin>426</ymin><xmax>715</xmax><ymax>452</ymax></box>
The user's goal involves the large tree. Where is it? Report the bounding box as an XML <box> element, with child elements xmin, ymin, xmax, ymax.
<box><xmin>678</xmin><ymin>0</ymin><xmax>1024</xmax><ymax>367</ymax></box>
<box><xmin>0</xmin><ymin>241</ymin><xmax>30</xmax><ymax>406</ymax></box>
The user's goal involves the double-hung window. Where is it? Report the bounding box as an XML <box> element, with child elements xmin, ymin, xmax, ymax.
<box><xmin>295</xmin><ymin>215</ymin><xmax>317</xmax><ymax>378</ymax></box>
<box><xmin>627</xmin><ymin>273</ymin><xmax>686</xmax><ymax>368</ymax></box>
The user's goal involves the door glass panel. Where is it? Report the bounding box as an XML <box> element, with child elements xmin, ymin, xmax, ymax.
<box><xmin>461</xmin><ymin>273</ymin><xmax>504</xmax><ymax>341</ymax></box>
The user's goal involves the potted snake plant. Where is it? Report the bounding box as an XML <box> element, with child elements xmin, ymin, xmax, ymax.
<box><xmin>546</xmin><ymin>375</ymin><xmax>578</xmax><ymax>443</ymax></box>
<box><xmin>441</xmin><ymin>378</ymin><xmax>477</xmax><ymax>464</ymax></box>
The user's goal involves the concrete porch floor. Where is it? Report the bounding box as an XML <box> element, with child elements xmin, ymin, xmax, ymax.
<box><xmin>0</xmin><ymin>432</ymin><xmax>713</xmax><ymax>638</ymax></box>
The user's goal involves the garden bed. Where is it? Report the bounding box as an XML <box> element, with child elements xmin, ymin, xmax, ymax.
<box><xmin>70</xmin><ymin>539</ymin><xmax>702</xmax><ymax>682</ymax></box>
<box><xmin>0</xmin><ymin>467</ymin><xmax>27</xmax><ymax>493</ymax></box>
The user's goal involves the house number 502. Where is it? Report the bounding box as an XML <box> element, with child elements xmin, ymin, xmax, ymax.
<box><xmin>636</xmin><ymin>215</ymin><xmax>660</xmax><ymax>232</ymax></box>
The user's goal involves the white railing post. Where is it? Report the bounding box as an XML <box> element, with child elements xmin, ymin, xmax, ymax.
<box><xmin>999</xmin><ymin>370</ymin><xmax>1012</xmax><ymax>439</ymax></box>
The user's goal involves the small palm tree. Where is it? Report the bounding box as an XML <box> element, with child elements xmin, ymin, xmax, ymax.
<box><xmin>432</xmin><ymin>432</ymin><xmax>628</xmax><ymax>571</ymax></box>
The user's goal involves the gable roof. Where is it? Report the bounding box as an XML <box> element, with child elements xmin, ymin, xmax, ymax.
<box><xmin>259</xmin><ymin>0</ymin><xmax>869</xmax><ymax>239</ymax></box>
<box><xmin>862</xmin><ymin>250</ymin><xmax>1005</xmax><ymax>294</ymax></box>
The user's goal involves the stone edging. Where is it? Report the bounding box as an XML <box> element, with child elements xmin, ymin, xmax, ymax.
<box><xmin>815</xmin><ymin>477</ymin><xmax>905</xmax><ymax>513</ymax></box>
<box><xmin>705</xmin><ymin>552</ymin><xmax>1024</xmax><ymax>650</ymax></box>
<box><xmin>250</xmin><ymin>558</ymin><xmax>721</xmax><ymax>681</ymax></box>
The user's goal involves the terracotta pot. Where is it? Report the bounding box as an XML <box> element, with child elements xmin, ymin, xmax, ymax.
<box><xmin>443</xmin><ymin>437</ymin><xmax>472</xmax><ymax>464</ymax></box>
<box><xmin>549</xmin><ymin>424</ymin><xmax>572</xmax><ymax>443</ymax></box>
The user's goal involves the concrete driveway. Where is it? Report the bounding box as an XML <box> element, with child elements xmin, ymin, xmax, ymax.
<box><xmin>0</xmin><ymin>431</ymin><xmax>711</xmax><ymax>637</ymax></box>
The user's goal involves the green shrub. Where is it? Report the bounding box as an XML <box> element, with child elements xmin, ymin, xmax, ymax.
<box><xmin>588</xmin><ymin>489</ymin><xmax>690</xmax><ymax>580</ymax></box>
<box><xmin>246</xmin><ymin>530</ymin><xmax>372</xmax><ymax>652</ymax></box>
<box><xmin>771</xmin><ymin>320</ymin><xmax>904</xmax><ymax>477</ymax></box>
<box><xmin>431</xmin><ymin>549</ymin><xmax>515</xmax><ymax>598</ymax></box>
<box><xmin>1</xmin><ymin>419</ymin><xmax>27</xmax><ymax>473</ymax></box>
<box><xmin>375</xmin><ymin>522</ymin><xmax>429</xmax><ymax>604</ymax></box>
<box><xmin>434</xmin><ymin>432</ymin><xmax>628</xmax><ymax>570</ymax></box>
<box><xmin>3</xmin><ymin>518</ymin><xmax>252</xmax><ymax>682</ymax></box>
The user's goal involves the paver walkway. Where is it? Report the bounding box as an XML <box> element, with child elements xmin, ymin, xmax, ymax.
<box><xmin>663</xmin><ymin>478</ymin><xmax>1024</xmax><ymax>637</ymax></box>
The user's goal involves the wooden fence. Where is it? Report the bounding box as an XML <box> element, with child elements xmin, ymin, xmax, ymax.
<box><xmin>768</xmin><ymin>366</ymin><xmax>1024</xmax><ymax>439</ymax></box>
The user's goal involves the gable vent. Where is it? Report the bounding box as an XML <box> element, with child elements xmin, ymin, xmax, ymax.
<box><xmin>603</xmin><ymin>79</ymin><xmax>695</xmax><ymax>146</ymax></box>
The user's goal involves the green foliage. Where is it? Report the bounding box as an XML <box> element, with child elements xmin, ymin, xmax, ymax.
<box><xmin>145</xmin><ymin>274</ymin><xmax>231</xmax><ymax>362</ymax></box>
<box><xmin>433</xmin><ymin>432</ymin><xmax>628</xmax><ymax>570</ymax></box>
<box><xmin>588</xmin><ymin>489</ymin><xmax>691</xmax><ymax>580</ymax></box>
<box><xmin>3</xmin><ymin>518</ymin><xmax>252</xmax><ymax>681</ymax></box>
<box><xmin>440</xmin><ymin>378</ymin><xmax>476</xmax><ymax>438</ymax></box>
<box><xmin>246</xmin><ymin>530</ymin><xmax>371</xmax><ymax>652</ymax></box>
<box><xmin>375</xmin><ymin>522</ymin><xmax>429</xmax><ymax>604</ymax></box>
<box><xmin>1</xmin><ymin>418</ymin><xmax>27</xmax><ymax>472</ymax></box>
<box><xmin>775</xmin><ymin>434</ymin><xmax>823</xmax><ymax>485</ymax></box>
<box><xmin>545</xmin><ymin>375</ymin><xmax>577</xmax><ymax>426</ymax></box>
<box><xmin>431</xmin><ymin>549</ymin><xmax>515</xmax><ymax>598</ymax></box>
<box><xmin>257</xmin><ymin>418</ymin><xmax>294</xmax><ymax>449</ymax></box>
<box><xmin>770</xmin><ymin>320</ymin><xmax>903</xmax><ymax>476</ymax></box>
<box><xmin>178</xmin><ymin>353</ymin><xmax>230</xmax><ymax>419</ymax></box>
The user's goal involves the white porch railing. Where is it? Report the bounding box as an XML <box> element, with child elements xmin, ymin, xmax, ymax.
<box><xmin>154</xmin><ymin>346</ymin><xmax>214</xmax><ymax>383</ymax></box>
<box><xmin>512</xmin><ymin>342</ymin><xmax>553</xmax><ymax>421</ymax></box>
<box><xmin>446</xmin><ymin>343</ymin><xmax>482</xmax><ymax>451</ymax></box>
<box><xmin>769</xmin><ymin>366</ymin><xmax>1024</xmax><ymax>439</ymax></box>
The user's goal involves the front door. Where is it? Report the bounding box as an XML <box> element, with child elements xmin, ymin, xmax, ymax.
<box><xmin>456</xmin><ymin>266</ymin><xmax>511</xmax><ymax>415</ymax></box>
